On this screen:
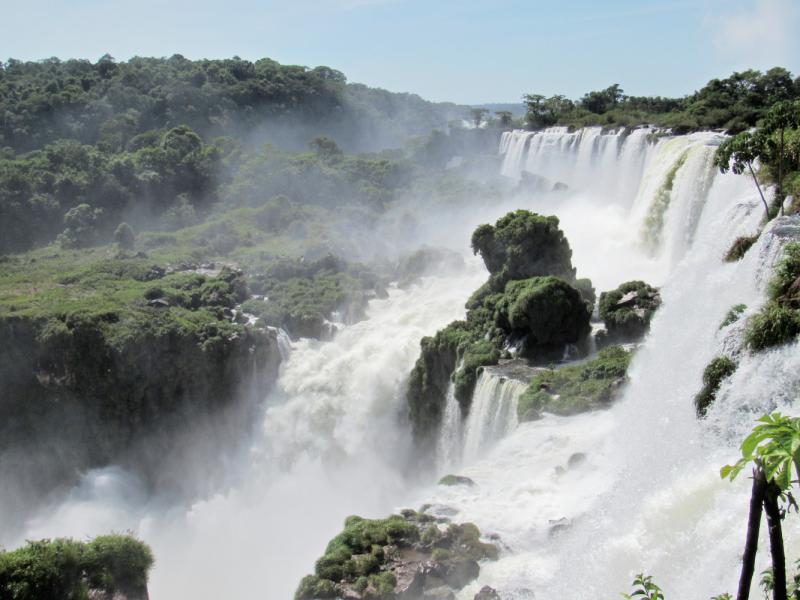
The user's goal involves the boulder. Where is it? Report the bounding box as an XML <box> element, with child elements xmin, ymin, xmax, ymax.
<box><xmin>598</xmin><ymin>281</ymin><xmax>661</xmax><ymax>342</ymax></box>
<box><xmin>438</xmin><ymin>475</ymin><xmax>476</xmax><ymax>487</ymax></box>
<box><xmin>474</xmin><ymin>586</ymin><xmax>500</xmax><ymax>600</ymax></box>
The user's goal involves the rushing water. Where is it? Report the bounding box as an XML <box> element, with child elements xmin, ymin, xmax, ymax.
<box><xmin>4</xmin><ymin>127</ymin><xmax>794</xmax><ymax>600</ymax></box>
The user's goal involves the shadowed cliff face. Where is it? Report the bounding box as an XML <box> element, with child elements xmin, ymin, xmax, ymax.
<box><xmin>0</xmin><ymin>315</ymin><xmax>283</xmax><ymax>525</ymax></box>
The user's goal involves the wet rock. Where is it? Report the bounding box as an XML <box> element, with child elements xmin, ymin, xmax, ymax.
<box><xmin>598</xmin><ymin>281</ymin><xmax>661</xmax><ymax>344</ymax></box>
<box><xmin>424</xmin><ymin>588</ymin><xmax>456</xmax><ymax>599</ymax></box>
<box><xmin>438</xmin><ymin>475</ymin><xmax>476</xmax><ymax>487</ymax></box>
<box><xmin>475</xmin><ymin>585</ymin><xmax>500</xmax><ymax>600</ymax></box>
<box><xmin>548</xmin><ymin>517</ymin><xmax>570</xmax><ymax>536</ymax></box>
<box><xmin>430</xmin><ymin>558</ymin><xmax>480</xmax><ymax>590</ymax></box>
<box><xmin>567</xmin><ymin>453</ymin><xmax>586</xmax><ymax>468</ymax></box>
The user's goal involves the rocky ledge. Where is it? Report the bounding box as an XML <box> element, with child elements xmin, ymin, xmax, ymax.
<box><xmin>295</xmin><ymin>509</ymin><xmax>499</xmax><ymax>600</ymax></box>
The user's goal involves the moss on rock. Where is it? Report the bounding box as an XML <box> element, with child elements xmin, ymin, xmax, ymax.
<box><xmin>470</xmin><ymin>210</ymin><xmax>576</xmax><ymax>291</ymax></box>
<box><xmin>517</xmin><ymin>345</ymin><xmax>632</xmax><ymax>420</ymax></box>
<box><xmin>598</xmin><ymin>280</ymin><xmax>660</xmax><ymax>342</ymax></box>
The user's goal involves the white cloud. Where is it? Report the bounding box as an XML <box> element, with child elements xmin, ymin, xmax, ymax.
<box><xmin>707</xmin><ymin>0</ymin><xmax>800</xmax><ymax>66</ymax></box>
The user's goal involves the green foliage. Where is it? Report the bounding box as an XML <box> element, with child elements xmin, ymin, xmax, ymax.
<box><xmin>470</xmin><ymin>210</ymin><xmax>576</xmax><ymax>290</ymax></box>
<box><xmin>744</xmin><ymin>303</ymin><xmax>800</xmax><ymax>350</ymax></box>
<box><xmin>721</xmin><ymin>413</ymin><xmax>800</xmax><ymax>492</ymax></box>
<box><xmin>598</xmin><ymin>281</ymin><xmax>660</xmax><ymax>338</ymax></box>
<box><xmin>724</xmin><ymin>236</ymin><xmax>759</xmax><ymax>263</ymax></box>
<box><xmin>694</xmin><ymin>356</ymin><xmax>737</xmax><ymax>417</ymax></box>
<box><xmin>517</xmin><ymin>345</ymin><xmax>632</xmax><ymax>420</ymax></box>
<box><xmin>621</xmin><ymin>573</ymin><xmax>664</xmax><ymax>600</ymax></box>
<box><xmin>768</xmin><ymin>242</ymin><xmax>800</xmax><ymax>301</ymax></box>
<box><xmin>721</xmin><ymin>304</ymin><xmax>748</xmax><ymax>329</ymax></box>
<box><xmin>295</xmin><ymin>575</ymin><xmax>337</xmax><ymax>600</ymax></box>
<box><xmin>574</xmin><ymin>277</ymin><xmax>596</xmax><ymax>305</ymax></box>
<box><xmin>113</xmin><ymin>223</ymin><xmax>135</xmax><ymax>249</ymax></box>
<box><xmin>524</xmin><ymin>68</ymin><xmax>799</xmax><ymax>133</ymax></box>
<box><xmin>0</xmin><ymin>533</ymin><xmax>153</xmax><ymax>600</ymax></box>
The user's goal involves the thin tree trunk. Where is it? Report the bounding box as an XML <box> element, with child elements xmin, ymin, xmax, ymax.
<box><xmin>780</xmin><ymin>129</ymin><xmax>785</xmax><ymax>216</ymax></box>
<box><xmin>764</xmin><ymin>482</ymin><xmax>787</xmax><ymax>600</ymax></box>
<box><xmin>738</xmin><ymin>468</ymin><xmax>768</xmax><ymax>600</ymax></box>
<box><xmin>748</xmin><ymin>162</ymin><xmax>771</xmax><ymax>223</ymax></box>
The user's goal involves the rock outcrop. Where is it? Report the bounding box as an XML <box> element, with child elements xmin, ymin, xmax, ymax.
<box><xmin>596</xmin><ymin>280</ymin><xmax>661</xmax><ymax>345</ymax></box>
<box><xmin>407</xmin><ymin>211</ymin><xmax>593</xmax><ymax>455</ymax></box>
<box><xmin>295</xmin><ymin>510</ymin><xmax>499</xmax><ymax>600</ymax></box>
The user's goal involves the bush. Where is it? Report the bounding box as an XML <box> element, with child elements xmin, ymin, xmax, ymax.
<box><xmin>720</xmin><ymin>304</ymin><xmax>747</xmax><ymax>329</ymax></box>
<box><xmin>113</xmin><ymin>223</ymin><xmax>135</xmax><ymax>249</ymax></box>
<box><xmin>767</xmin><ymin>241</ymin><xmax>800</xmax><ymax>301</ymax></box>
<box><xmin>694</xmin><ymin>356</ymin><xmax>737</xmax><ymax>417</ymax></box>
<box><xmin>724</xmin><ymin>235</ymin><xmax>758</xmax><ymax>262</ymax></box>
<box><xmin>0</xmin><ymin>533</ymin><xmax>154</xmax><ymax>600</ymax></box>
<box><xmin>598</xmin><ymin>280</ymin><xmax>659</xmax><ymax>339</ymax></box>
<box><xmin>745</xmin><ymin>302</ymin><xmax>800</xmax><ymax>350</ymax></box>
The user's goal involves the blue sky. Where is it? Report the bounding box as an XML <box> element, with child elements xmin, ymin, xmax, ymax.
<box><xmin>2</xmin><ymin>0</ymin><xmax>799</xmax><ymax>104</ymax></box>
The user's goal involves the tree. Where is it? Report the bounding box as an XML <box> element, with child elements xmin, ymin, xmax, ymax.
<box><xmin>113</xmin><ymin>222</ymin><xmax>135</xmax><ymax>249</ymax></box>
<box><xmin>307</xmin><ymin>136</ymin><xmax>343</xmax><ymax>161</ymax></box>
<box><xmin>761</xmin><ymin>101</ymin><xmax>800</xmax><ymax>215</ymax></box>
<box><xmin>721</xmin><ymin>413</ymin><xmax>800</xmax><ymax>600</ymax></box>
<box><xmin>496</xmin><ymin>111</ymin><xmax>513</xmax><ymax>127</ymax></box>
<box><xmin>714</xmin><ymin>131</ymin><xmax>771</xmax><ymax>222</ymax></box>
<box><xmin>57</xmin><ymin>204</ymin><xmax>103</xmax><ymax>249</ymax></box>
<box><xmin>468</xmin><ymin>108</ymin><xmax>490</xmax><ymax>128</ymax></box>
<box><xmin>523</xmin><ymin>94</ymin><xmax>574</xmax><ymax>129</ymax></box>
<box><xmin>579</xmin><ymin>84</ymin><xmax>624</xmax><ymax>114</ymax></box>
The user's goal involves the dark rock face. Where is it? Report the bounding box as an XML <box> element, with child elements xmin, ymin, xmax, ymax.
<box><xmin>0</xmin><ymin>315</ymin><xmax>282</xmax><ymax>511</ymax></box>
<box><xmin>474</xmin><ymin>585</ymin><xmax>500</xmax><ymax>600</ymax></box>
<box><xmin>295</xmin><ymin>511</ymin><xmax>499</xmax><ymax>600</ymax></box>
<box><xmin>470</xmin><ymin>210</ymin><xmax>576</xmax><ymax>292</ymax></box>
<box><xmin>597</xmin><ymin>280</ymin><xmax>661</xmax><ymax>344</ymax></box>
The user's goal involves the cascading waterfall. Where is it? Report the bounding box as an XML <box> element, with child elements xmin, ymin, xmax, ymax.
<box><xmin>461</xmin><ymin>372</ymin><xmax>526</xmax><ymax>465</ymax></box>
<box><xmin>4</xmin><ymin>126</ymin><xmax>790</xmax><ymax>600</ymax></box>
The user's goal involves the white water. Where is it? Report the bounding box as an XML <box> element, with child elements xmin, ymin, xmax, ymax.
<box><xmin>4</xmin><ymin>127</ymin><xmax>793</xmax><ymax>600</ymax></box>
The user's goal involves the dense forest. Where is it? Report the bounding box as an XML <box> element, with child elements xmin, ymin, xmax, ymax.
<box><xmin>522</xmin><ymin>68</ymin><xmax>800</xmax><ymax>133</ymax></box>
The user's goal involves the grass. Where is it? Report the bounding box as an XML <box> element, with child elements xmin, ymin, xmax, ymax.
<box><xmin>694</xmin><ymin>356</ymin><xmax>737</xmax><ymax>417</ymax></box>
<box><xmin>0</xmin><ymin>533</ymin><xmax>153</xmax><ymax>600</ymax></box>
<box><xmin>517</xmin><ymin>345</ymin><xmax>632</xmax><ymax>421</ymax></box>
<box><xmin>720</xmin><ymin>304</ymin><xmax>747</xmax><ymax>329</ymax></box>
<box><xmin>724</xmin><ymin>235</ymin><xmax>759</xmax><ymax>263</ymax></box>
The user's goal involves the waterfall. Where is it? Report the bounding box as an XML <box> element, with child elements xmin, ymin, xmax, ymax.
<box><xmin>461</xmin><ymin>372</ymin><xmax>526</xmax><ymax>465</ymax></box>
<box><xmin>5</xmin><ymin>127</ymin><xmax>790</xmax><ymax>600</ymax></box>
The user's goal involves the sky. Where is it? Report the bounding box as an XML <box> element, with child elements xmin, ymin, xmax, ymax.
<box><xmin>1</xmin><ymin>0</ymin><xmax>799</xmax><ymax>105</ymax></box>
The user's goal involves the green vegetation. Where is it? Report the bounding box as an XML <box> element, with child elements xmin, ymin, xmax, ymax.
<box><xmin>522</xmin><ymin>68</ymin><xmax>800</xmax><ymax>134</ymax></box>
<box><xmin>721</xmin><ymin>413</ymin><xmax>800</xmax><ymax>600</ymax></box>
<box><xmin>694</xmin><ymin>356</ymin><xmax>737</xmax><ymax>417</ymax></box>
<box><xmin>408</xmin><ymin>211</ymin><xmax>593</xmax><ymax>452</ymax></box>
<box><xmin>516</xmin><ymin>345</ymin><xmax>632</xmax><ymax>421</ymax></box>
<box><xmin>621</xmin><ymin>574</ymin><xmax>665</xmax><ymax>600</ymax></box>
<box><xmin>720</xmin><ymin>304</ymin><xmax>747</xmax><ymax>329</ymax></box>
<box><xmin>745</xmin><ymin>242</ymin><xmax>800</xmax><ymax>350</ymax></box>
<box><xmin>724</xmin><ymin>235</ymin><xmax>759</xmax><ymax>262</ymax></box>
<box><xmin>0</xmin><ymin>533</ymin><xmax>153</xmax><ymax>600</ymax></box>
<box><xmin>598</xmin><ymin>281</ymin><xmax>660</xmax><ymax>342</ymax></box>
<box><xmin>470</xmin><ymin>210</ymin><xmax>576</xmax><ymax>291</ymax></box>
<box><xmin>295</xmin><ymin>511</ymin><xmax>497</xmax><ymax>600</ymax></box>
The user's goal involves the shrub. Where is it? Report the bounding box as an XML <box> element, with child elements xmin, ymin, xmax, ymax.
<box><xmin>745</xmin><ymin>302</ymin><xmax>800</xmax><ymax>350</ymax></box>
<box><xmin>694</xmin><ymin>356</ymin><xmax>737</xmax><ymax>417</ymax></box>
<box><xmin>720</xmin><ymin>304</ymin><xmax>747</xmax><ymax>329</ymax></box>
<box><xmin>113</xmin><ymin>223</ymin><xmax>135</xmax><ymax>249</ymax></box>
<box><xmin>724</xmin><ymin>235</ymin><xmax>758</xmax><ymax>262</ymax></box>
<box><xmin>0</xmin><ymin>533</ymin><xmax>154</xmax><ymax>600</ymax></box>
<box><xmin>767</xmin><ymin>241</ymin><xmax>800</xmax><ymax>300</ymax></box>
<box><xmin>294</xmin><ymin>575</ymin><xmax>337</xmax><ymax>600</ymax></box>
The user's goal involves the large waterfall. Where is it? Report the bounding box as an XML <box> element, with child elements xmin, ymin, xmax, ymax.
<box><xmin>4</xmin><ymin>127</ymin><xmax>794</xmax><ymax>600</ymax></box>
